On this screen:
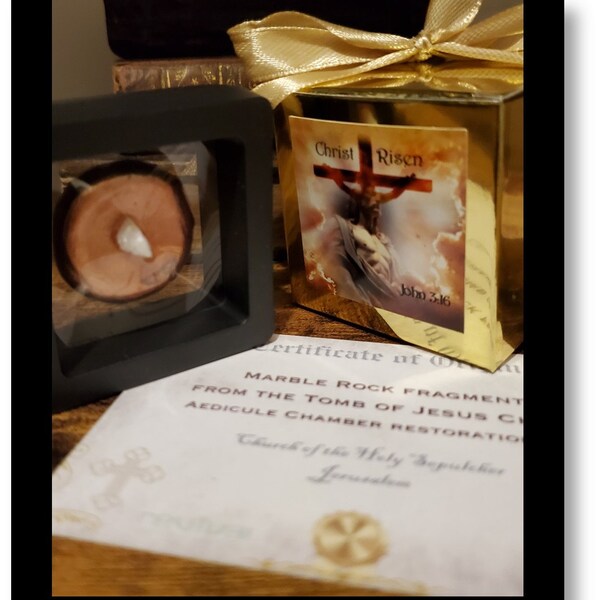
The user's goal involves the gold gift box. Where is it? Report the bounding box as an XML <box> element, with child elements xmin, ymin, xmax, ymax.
<box><xmin>275</xmin><ymin>62</ymin><xmax>523</xmax><ymax>371</ymax></box>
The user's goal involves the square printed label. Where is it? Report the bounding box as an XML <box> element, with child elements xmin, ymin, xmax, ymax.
<box><xmin>289</xmin><ymin>117</ymin><xmax>467</xmax><ymax>332</ymax></box>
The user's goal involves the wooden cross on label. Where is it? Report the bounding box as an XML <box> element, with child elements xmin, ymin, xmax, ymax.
<box><xmin>91</xmin><ymin>447</ymin><xmax>165</xmax><ymax>510</ymax></box>
<box><xmin>314</xmin><ymin>137</ymin><xmax>432</xmax><ymax>202</ymax></box>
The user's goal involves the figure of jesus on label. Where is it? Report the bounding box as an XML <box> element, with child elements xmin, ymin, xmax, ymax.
<box><xmin>315</xmin><ymin>138</ymin><xmax>433</xmax><ymax>309</ymax></box>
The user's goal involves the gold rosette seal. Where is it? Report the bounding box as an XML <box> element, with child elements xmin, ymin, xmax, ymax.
<box><xmin>313</xmin><ymin>511</ymin><xmax>388</xmax><ymax>567</ymax></box>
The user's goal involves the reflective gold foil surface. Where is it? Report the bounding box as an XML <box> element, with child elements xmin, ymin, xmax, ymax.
<box><xmin>275</xmin><ymin>62</ymin><xmax>523</xmax><ymax>371</ymax></box>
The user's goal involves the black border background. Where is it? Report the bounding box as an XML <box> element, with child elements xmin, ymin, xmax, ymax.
<box><xmin>11</xmin><ymin>0</ymin><xmax>566</xmax><ymax>598</ymax></box>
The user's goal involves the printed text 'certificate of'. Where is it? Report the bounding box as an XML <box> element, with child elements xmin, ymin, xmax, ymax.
<box><xmin>52</xmin><ymin>335</ymin><xmax>523</xmax><ymax>596</ymax></box>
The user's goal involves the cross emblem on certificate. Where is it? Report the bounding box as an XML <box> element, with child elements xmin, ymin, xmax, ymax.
<box><xmin>90</xmin><ymin>447</ymin><xmax>165</xmax><ymax>510</ymax></box>
<box><xmin>313</xmin><ymin>137</ymin><xmax>432</xmax><ymax>203</ymax></box>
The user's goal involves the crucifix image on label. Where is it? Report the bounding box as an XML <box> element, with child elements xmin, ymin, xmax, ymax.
<box><xmin>290</xmin><ymin>117</ymin><xmax>467</xmax><ymax>332</ymax></box>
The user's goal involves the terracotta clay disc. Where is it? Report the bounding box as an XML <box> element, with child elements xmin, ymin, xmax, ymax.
<box><xmin>56</xmin><ymin>161</ymin><xmax>194</xmax><ymax>302</ymax></box>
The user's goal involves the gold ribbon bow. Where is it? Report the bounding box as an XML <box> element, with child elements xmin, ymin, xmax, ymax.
<box><xmin>228</xmin><ymin>0</ymin><xmax>523</xmax><ymax>106</ymax></box>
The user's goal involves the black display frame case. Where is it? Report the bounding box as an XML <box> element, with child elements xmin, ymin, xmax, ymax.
<box><xmin>52</xmin><ymin>85</ymin><xmax>274</xmax><ymax>412</ymax></box>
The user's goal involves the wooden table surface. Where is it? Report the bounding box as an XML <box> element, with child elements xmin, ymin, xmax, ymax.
<box><xmin>52</xmin><ymin>260</ymin><xmax>407</xmax><ymax>597</ymax></box>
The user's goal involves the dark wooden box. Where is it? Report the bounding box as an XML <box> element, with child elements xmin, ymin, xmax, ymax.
<box><xmin>103</xmin><ymin>0</ymin><xmax>429</xmax><ymax>59</ymax></box>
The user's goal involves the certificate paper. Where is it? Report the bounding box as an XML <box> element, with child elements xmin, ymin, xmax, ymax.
<box><xmin>52</xmin><ymin>335</ymin><xmax>523</xmax><ymax>596</ymax></box>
